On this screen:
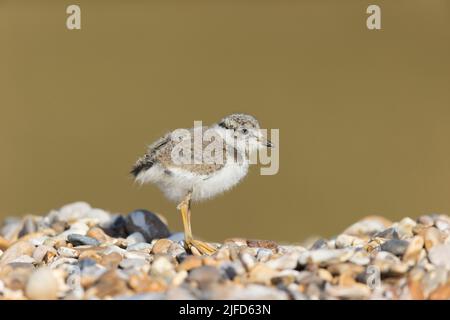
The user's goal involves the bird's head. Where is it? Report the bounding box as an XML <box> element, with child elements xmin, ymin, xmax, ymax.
<box><xmin>217</xmin><ymin>113</ymin><xmax>273</xmax><ymax>153</ymax></box>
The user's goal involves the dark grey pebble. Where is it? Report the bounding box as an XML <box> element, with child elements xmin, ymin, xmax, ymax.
<box><xmin>220</xmin><ymin>263</ymin><xmax>238</xmax><ymax>280</ymax></box>
<box><xmin>102</xmin><ymin>215</ymin><xmax>128</xmax><ymax>238</ymax></box>
<box><xmin>373</xmin><ymin>227</ymin><xmax>400</xmax><ymax>240</ymax></box>
<box><xmin>125</xmin><ymin>209</ymin><xmax>171</xmax><ymax>242</ymax></box>
<box><xmin>380</xmin><ymin>239</ymin><xmax>409</xmax><ymax>256</ymax></box>
<box><xmin>67</xmin><ymin>234</ymin><xmax>100</xmax><ymax>247</ymax></box>
<box><xmin>310</xmin><ymin>239</ymin><xmax>328</xmax><ymax>250</ymax></box>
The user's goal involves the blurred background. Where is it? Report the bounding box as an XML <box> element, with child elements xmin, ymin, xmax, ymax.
<box><xmin>1</xmin><ymin>0</ymin><xmax>450</xmax><ymax>242</ymax></box>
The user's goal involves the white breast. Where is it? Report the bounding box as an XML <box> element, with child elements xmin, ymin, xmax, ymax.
<box><xmin>190</xmin><ymin>161</ymin><xmax>249</xmax><ymax>202</ymax></box>
<box><xmin>136</xmin><ymin>160</ymin><xmax>249</xmax><ymax>203</ymax></box>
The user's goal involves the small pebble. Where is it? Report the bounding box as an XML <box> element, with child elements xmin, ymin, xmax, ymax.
<box><xmin>25</xmin><ymin>268</ymin><xmax>59</xmax><ymax>300</ymax></box>
<box><xmin>336</xmin><ymin>234</ymin><xmax>365</xmax><ymax>248</ymax></box>
<box><xmin>428</xmin><ymin>244</ymin><xmax>450</xmax><ymax>269</ymax></box>
<box><xmin>239</xmin><ymin>251</ymin><xmax>256</xmax><ymax>270</ymax></box>
<box><xmin>151</xmin><ymin>239</ymin><xmax>173</xmax><ymax>255</ymax></box>
<box><xmin>248</xmin><ymin>263</ymin><xmax>278</xmax><ymax>285</ymax></box>
<box><xmin>125</xmin><ymin>209</ymin><xmax>171</xmax><ymax>243</ymax></box>
<box><xmin>309</xmin><ymin>249</ymin><xmax>353</xmax><ymax>265</ymax></box>
<box><xmin>398</xmin><ymin>217</ymin><xmax>417</xmax><ymax>239</ymax></box>
<box><xmin>435</xmin><ymin>217</ymin><xmax>450</xmax><ymax>232</ymax></box>
<box><xmin>380</xmin><ymin>239</ymin><xmax>410</xmax><ymax>256</ymax></box>
<box><xmin>126</xmin><ymin>232</ymin><xmax>146</xmax><ymax>246</ymax></box>
<box><xmin>57</xmin><ymin>247</ymin><xmax>79</xmax><ymax>258</ymax></box>
<box><xmin>151</xmin><ymin>256</ymin><xmax>175</xmax><ymax>279</ymax></box>
<box><xmin>256</xmin><ymin>248</ymin><xmax>273</xmax><ymax>262</ymax></box>
<box><xmin>417</xmin><ymin>215</ymin><xmax>434</xmax><ymax>227</ymax></box>
<box><xmin>127</xmin><ymin>242</ymin><xmax>153</xmax><ymax>252</ymax></box>
<box><xmin>87</xmin><ymin>227</ymin><xmax>111</xmax><ymax>243</ymax></box>
<box><xmin>424</xmin><ymin>227</ymin><xmax>442</xmax><ymax>250</ymax></box>
<box><xmin>373</xmin><ymin>227</ymin><xmax>400</xmax><ymax>240</ymax></box>
<box><xmin>403</xmin><ymin>236</ymin><xmax>424</xmax><ymax>263</ymax></box>
<box><xmin>188</xmin><ymin>265</ymin><xmax>222</xmax><ymax>289</ymax></box>
<box><xmin>100</xmin><ymin>252</ymin><xmax>122</xmax><ymax>269</ymax></box>
<box><xmin>0</xmin><ymin>241</ymin><xmax>35</xmax><ymax>267</ymax></box>
<box><xmin>310</xmin><ymin>238</ymin><xmax>328</xmax><ymax>250</ymax></box>
<box><xmin>343</xmin><ymin>216</ymin><xmax>392</xmax><ymax>237</ymax></box>
<box><xmin>67</xmin><ymin>234</ymin><xmax>100</xmax><ymax>247</ymax></box>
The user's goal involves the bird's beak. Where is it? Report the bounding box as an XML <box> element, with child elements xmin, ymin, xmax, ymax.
<box><xmin>260</xmin><ymin>138</ymin><xmax>274</xmax><ymax>148</ymax></box>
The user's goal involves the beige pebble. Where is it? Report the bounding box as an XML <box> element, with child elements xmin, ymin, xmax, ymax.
<box><xmin>239</xmin><ymin>251</ymin><xmax>256</xmax><ymax>270</ymax></box>
<box><xmin>424</xmin><ymin>227</ymin><xmax>443</xmax><ymax>250</ymax></box>
<box><xmin>428</xmin><ymin>244</ymin><xmax>450</xmax><ymax>269</ymax></box>
<box><xmin>0</xmin><ymin>240</ymin><xmax>35</xmax><ymax>267</ymax></box>
<box><xmin>317</xmin><ymin>268</ymin><xmax>334</xmax><ymax>282</ymax></box>
<box><xmin>100</xmin><ymin>252</ymin><xmax>122</xmax><ymax>268</ymax></box>
<box><xmin>87</xmin><ymin>227</ymin><xmax>110</xmax><ymax>243</ymax></box>
<box><xmin>248</xmin><ymin>263</ymin><xmax>278</xmax><ymax>285</ymax></box>
<box><xmin>398</xmin><ymin>217</ymin><xmax>416</xmax><ymax>239</ymax></box>
<box><xmin>26</xmin><ymin>267</ymin><xmax>59</xmax><ymax>300</ymax></box>
<box><xmin>403</xmin><ymin>236</ymin><xmax>424</xmax><ymax>264</ymax></box>
<box><xmin>335</xmin><ymin>234</ymin><xmax>365</xmax><ymax>249</ymax></box>
<box><xmin>151</xmin><ymin>239</ymin><xmax>173</xmax><ymax>255</ymax></box>
<box><xmin>343</xmin><ymin>215</ymin><xmax>392</xmax><ymax>237</ymax></box>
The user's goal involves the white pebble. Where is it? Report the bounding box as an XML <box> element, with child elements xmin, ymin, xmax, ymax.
<box><xmin>84</xmin><ymin>208</ymin><xmax>111</xmax><ymax>225</ymax></box>
<box><xmin>127</xmin><ymin>242</ymin><xmax>153</xmax><ymax>252</ymax></box>
<box><xmin>57</xmin><ymin>247</ymin><xmax>79</xmax><ymax>258</ymax></box>
<box><xmin>57</xmin><ymin>202</ymin><xmax>92</xmax><ymax>222</ymax></box>
<box><xmin>397</xmin><ymin>217</ymin><xmax>416</xmax><ymax>239</ymax></box>
<box><xmin>26</xmin><ymin>268</ymin><xmax>59</xmax><ymax>300</ymax></box>
<box><xmin>126</xmin><ymin>232</ymin><xmax>146</xmax><ymax>246</ymax></box>
<box><xmin>428</xmin><ymin>244</ymin><xmax>450</xmax><ymax>269</ymax></box>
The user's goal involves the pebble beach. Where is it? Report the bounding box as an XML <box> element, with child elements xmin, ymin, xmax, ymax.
<box><xmin>0</xmin><ymin>202</ymin><xmax>449</xmax><ymax>300</ymax></box>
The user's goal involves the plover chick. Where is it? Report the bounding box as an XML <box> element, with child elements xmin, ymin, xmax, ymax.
<box><xmin>131</xmin><ymin>113</ymin><xmax>273</xmax><ymax>255</ymax></box>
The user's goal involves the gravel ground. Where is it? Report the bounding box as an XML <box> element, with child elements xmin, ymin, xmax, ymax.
<box><xmin>0</xmin><ymin>202</ymin><xmax>449</xmax><ymax>300</ymax></box>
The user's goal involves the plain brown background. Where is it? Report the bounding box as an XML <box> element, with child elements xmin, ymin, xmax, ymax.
<box><xmin>1</xmin><ymin>1</ymin><xmax>450</xmax><ymax>242</ymax></box>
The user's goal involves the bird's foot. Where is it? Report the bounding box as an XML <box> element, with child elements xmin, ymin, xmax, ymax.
<box><xmin>185</xmin><ymin>239</ymin><xmax>217</xmax><ymax>256</ymax></box>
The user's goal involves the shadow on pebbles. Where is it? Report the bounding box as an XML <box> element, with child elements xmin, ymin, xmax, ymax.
<box><xmin>0</xmin><ymin>202</ymin><xmax>449</xmax><ymax>300</ymax></box>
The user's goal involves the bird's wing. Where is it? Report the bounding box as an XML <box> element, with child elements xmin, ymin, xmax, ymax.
<box><xmin>132</xmin><ymin>127</ymin><xmax>236</xmax><ymax>177</ymax></box>
<box><xmin>154</xmin><ymin>127</ymin><xmax>232</xmax><ymax>175</ymax></box>
<box><xmin>155</xmin><ymin>128</ymin><xmax>229</xmax><ymax>176</ymax></box>
<box><xmin>130</xmin><ymin>133</ymin><xmax>172</xmax><ymax>177</ymax></box>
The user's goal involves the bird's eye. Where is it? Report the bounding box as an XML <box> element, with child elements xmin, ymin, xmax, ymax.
<box><xmin>241</xmin><ymin>128</ymin><xmax>248</xmax><ymax>134</ymax></box>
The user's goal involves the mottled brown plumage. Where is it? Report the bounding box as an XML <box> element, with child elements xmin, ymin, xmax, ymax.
<box><xmin>131</xmin><ymin>127</ymin><xmax>228</xmax><ymax>177</ymax></box>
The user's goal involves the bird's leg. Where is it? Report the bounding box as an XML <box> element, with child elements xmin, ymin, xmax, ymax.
<box><xmin>177</xmin><ymin>191</ymin><xmax>216</xmax><ymax>256</ymax></box>
<box><xmin>177</xmin><ymin>191</ymin><xmax>193</xmax><ymax>243</ymax></box>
